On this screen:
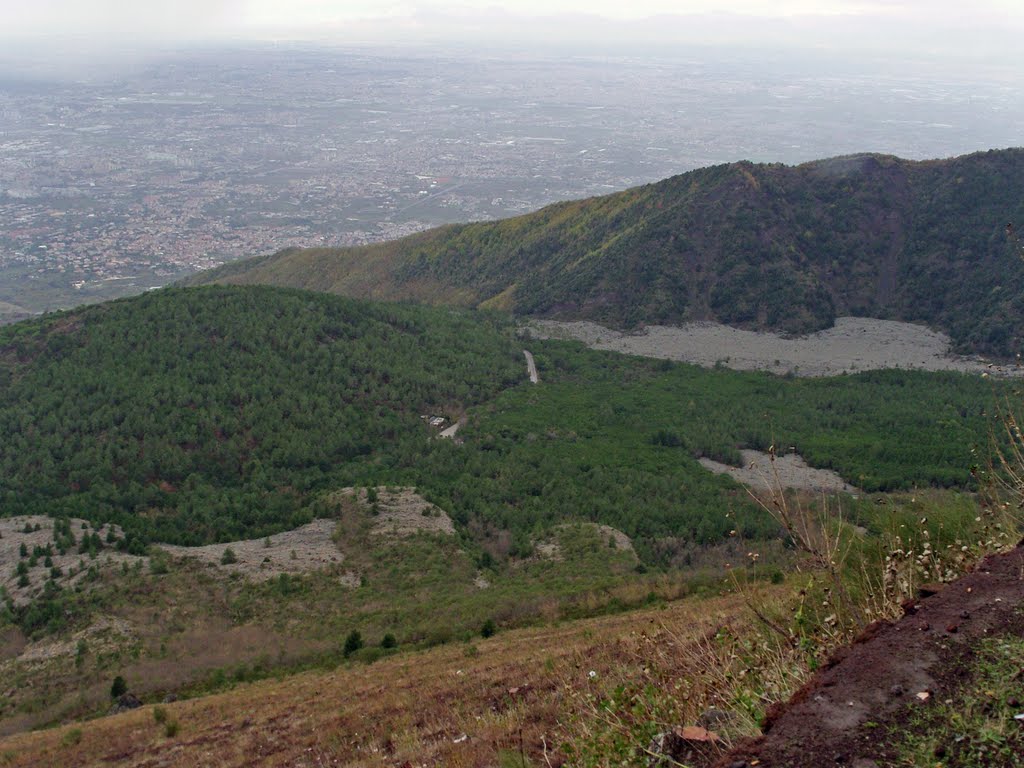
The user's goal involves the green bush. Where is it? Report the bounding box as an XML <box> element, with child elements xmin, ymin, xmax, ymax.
<box><xmin>343</xmin><ymin>629</ymin><xmax>363</xmax><ymax>657</ymax></box>
<box><xmin>149</xmin><ymin>551</ymin><xmax>170</xmax><ymax>575</ymax></box>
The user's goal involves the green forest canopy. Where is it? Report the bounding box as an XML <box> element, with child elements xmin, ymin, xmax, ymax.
<box><xmin>0</xmin><ymin>285</ymin><xmax>1007</xmax><ymax>563</ymax></box>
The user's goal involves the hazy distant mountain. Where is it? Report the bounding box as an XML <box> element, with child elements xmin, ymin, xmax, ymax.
<box><xmin>188</xmin><ymin>149</ymin><xmax>1024</xmax><ymax>356</ymax></box>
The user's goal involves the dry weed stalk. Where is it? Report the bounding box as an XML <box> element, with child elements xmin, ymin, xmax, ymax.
<box><xmin>741</xmin><ymin>445</ymin><xmax>864</xmax><ymax>629</ymax></box>
<box><xmin>557</xmin><ymin>599</ymin><xmax>813</xmax><ymax>766</ymax></box>
<box><xmin>984</xmin><ymin>395</ymin><xmax>1024</xmax><ymax>537</ymax></box>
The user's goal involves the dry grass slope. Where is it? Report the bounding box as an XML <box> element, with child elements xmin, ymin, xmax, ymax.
<box><xmin>0</xmin><ymin>586</ymin><xmax>789</xmax><ymax>768</ymax></box>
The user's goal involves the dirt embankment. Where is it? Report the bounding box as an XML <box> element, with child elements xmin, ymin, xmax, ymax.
<box><xmin>528</xmin><ymin>317</ymin><xmax>1020</xmax><ymax>377</ymax></box>
<box><xmin>717</xmin><ymin>543</ymin><xmax>1024</xmax><ymax>768</ymax></box>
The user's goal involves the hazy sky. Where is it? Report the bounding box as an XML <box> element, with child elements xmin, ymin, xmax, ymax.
<box><xmin>3</xmin><ymin>0</ymin><xmax>1022</xmax><ymax>38</ymax></box>
<box><xmin>2</xmin><ymin>1</ymin><xmax>1022</xmax><ymax>71</ymax></box>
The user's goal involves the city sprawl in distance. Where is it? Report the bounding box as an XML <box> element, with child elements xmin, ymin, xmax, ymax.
<box><xmin>2</xmin><ymin>44</ymin><xmax>1022</xmax><ymax>319</ymax></box>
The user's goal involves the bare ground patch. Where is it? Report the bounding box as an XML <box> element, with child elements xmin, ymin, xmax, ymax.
<box><xmin>527</xmin><ymin>317</ymin><xmax>1018</xmax><ymax>377</ymax></box>
<box><xmin>337</xmin><ymin>486</ymin><xmax>455</xmax><ymax>537</ymax></box>
<box><xmin>699</xmin><ymin>449</ymin><xmax>859</xmax><ymax>494</ymax></box>
<box><xmin>718</xmin><ymin>544</ymin><xmax>1024</xmax><ymax>768</ymax></box>
<box><xmin>159</xmin><ymin>519</ymin><xmax>351</xmax><ymax>583</ymax></box>
<box><xmin>595</xmin><ymin>524</ymin><xmax>636</xmax><ymax>555</ymax></box>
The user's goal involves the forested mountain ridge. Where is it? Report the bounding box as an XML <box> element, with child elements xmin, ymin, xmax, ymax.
<box><xmin>0</xmin><ymin>286</ymin><xmax>525</xmax><ymax>547</ymax></box>
<box><xmin>186</xmin><ymin>148</ymin><xmax>1024</xmax><ymax>356</ymax></box>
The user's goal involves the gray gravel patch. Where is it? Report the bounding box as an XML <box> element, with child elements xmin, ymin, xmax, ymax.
<box><xmin>527</xmin><ymin>317</ymin><xmax>1019</xmax><ymax>377</ymax></box>
<box><xmin>338</xmin><ymin>487</ymin><xmax>455</xmax><ymax>537</ymax></box>
<box><xmin>699</xmin><ymin>449</ymin><xmax>859</xmax><ymax>494</ymax></box>
<box><xmin>159</xmin><ymin>519</ymin><xmax>351</xmax><ymax>583</ymax></box>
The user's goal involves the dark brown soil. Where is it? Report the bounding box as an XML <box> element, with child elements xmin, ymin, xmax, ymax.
<box><xmin>716</xmin><ymin>543</ymin><xmax>1024</xmax><ymax>768</ymax></box>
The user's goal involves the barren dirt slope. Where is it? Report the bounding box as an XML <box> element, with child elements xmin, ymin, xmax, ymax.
<box><xmin>718</xmin><ymin>543</ymin><xmax>1024</xmax><ymax>768</ymax></box>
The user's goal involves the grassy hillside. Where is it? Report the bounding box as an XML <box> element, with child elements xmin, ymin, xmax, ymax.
<box><xmin>187</xmin><ymin>149</ymin><xmax>1024</xmax><ymax>356</ymax></box>
<box><xmin>0</xmin><ymin>587</ymin><xmax>786</xmax><ymax>766</ymax></box>
<box><xmin>0</xmin><ymin>506</ymin><xmax>667</xmax><ymax>734</ymax></box>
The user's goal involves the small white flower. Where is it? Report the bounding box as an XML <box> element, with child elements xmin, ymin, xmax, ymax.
<box><xmin>588</xmin><ymin>670</ymin><xmax>597</xmax><ymax>679</ymax></box>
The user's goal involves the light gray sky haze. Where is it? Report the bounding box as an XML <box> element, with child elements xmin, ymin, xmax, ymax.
<box><xmin>2</xmin><ymin>0</ymin><xmax>1022</xmax><ymax>53</ymax></box>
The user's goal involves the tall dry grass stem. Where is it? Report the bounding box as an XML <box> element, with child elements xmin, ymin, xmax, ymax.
<box><xmin>740</xmin><ymin>444</ymin><xmax>864</xmax><ymax>628</ymax></box>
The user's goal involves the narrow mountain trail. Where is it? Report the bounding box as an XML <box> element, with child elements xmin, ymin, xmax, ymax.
<box><xmin>438</xmin><ymin>418</ymin><xmax>463</xmax><ymax>438</ymax></box>
<box><xmin>716</xmin><ymin>542</ymin><xmax>1024</xmax><ymax>768</ymax></box>
<box><xmin>524</xmin><ymin>350</ymin><xmax>539</xmax><ymax>384</ymax></box>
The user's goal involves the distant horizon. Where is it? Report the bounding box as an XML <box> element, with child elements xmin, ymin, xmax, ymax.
<box><xmin>0</xmin><ymin>33</ymin><xmax>1021</xmax><ymax>87</ymax></box>
<box><xmin>1</xmin><ymin>1</ymin><xmax>1022</xmax><ymax>72</ymax></box>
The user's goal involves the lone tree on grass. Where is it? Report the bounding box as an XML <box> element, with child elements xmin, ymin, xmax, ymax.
<box><xmin>343</xmin><ymin>629</ymin><xmax>363</xmax><ymax>657</ymax></box>
<box><xmin>110</xmin><ymin>675</ymin><xmax>127</xmax><ymax>699</ymax></box>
